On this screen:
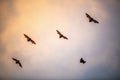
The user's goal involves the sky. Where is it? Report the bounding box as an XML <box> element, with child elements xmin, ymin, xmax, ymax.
<box><xmin>0</xmin><ymin>0</ymin><xmax>120</xmax><ymax>79</ymax></box>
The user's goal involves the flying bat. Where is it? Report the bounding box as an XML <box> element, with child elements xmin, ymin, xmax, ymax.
<box><xmin>24</xmin><ymin>34</ymin><xmax>36</xmax><ymax>44</ymax></box>
<box><xmin>80</xmin><ymin>58</ymin><xmax>86</xmax><ymax>64</ymax></box>
<box><xmin>12</xmin><ymin>58</ymin><xmax>22</xmax><ymax>68</ymax></box>
<box><xmin>56</xmin><ymin>30</ymin><xmax>68</xmax><ymax>40</ymax></box>
<box><xmin>85</xmin><ymin>13</ymin><xmax>99</xmax><ymax>24</ymax></box>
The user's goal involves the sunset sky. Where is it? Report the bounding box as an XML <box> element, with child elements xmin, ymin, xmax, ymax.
<box><xmin>0</xmin><ymin>0</ymin><xmax>120</xmax><ymax>79</ymax></box>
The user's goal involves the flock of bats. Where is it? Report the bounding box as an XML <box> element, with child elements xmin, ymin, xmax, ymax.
<box><xmin>12</xmin><ymin>13</ymin><xmax>99</xmax><ymax>68</ymax></box>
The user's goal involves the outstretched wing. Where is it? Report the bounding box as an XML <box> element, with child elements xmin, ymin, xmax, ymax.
<box><xmin>62</xmin><ymin>35</ymin><xmax>68</xmax><ymax>40</ymax></box>
<box><xmin>86</xmin><ymin>13</ymin><xmax>92</xmax><ymax>20</ymax></box>
<box><xmin>56</xmin><ymin>30</ymin><xmax>62</xmax><ymax>36</ymax></box>
<box><xmin>12</xmin><ymin>58</ymin><xmax>17</xmax><ymax>62</ymax></box>
<box><xmin>93</xmin><ymin>19</ymin><xmax>99</xmax><ymax>24</ymax></box>
<box><xmin>24</xmin><ymin>34</ymin><xmax>36</xmax><ymax>44</ymax></box>
<box><xmin>86</xmin><ymin>13</ymin><xmax>99</xmax><ymax>24</ymax></box>
<box><xmin>56</xmin><ymin>30</ymin><xmax>68</xmax><ymax>40</ymax></box>
<box><xmin>24</xmin><ymin>34</ymin><xmax>30</xmax><ymax>40</ymax></box>
<box><xmin>30</xmin><ymin>39</ymin><xmax>36</xmax><ymax>44</ymax></box>
<box><xmin>18</xmin><ymin>62</ymin><xmax>22</xmax><ymax>68</ymax></box>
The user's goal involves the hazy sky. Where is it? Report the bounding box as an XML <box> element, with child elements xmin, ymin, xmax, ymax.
<box><xmin>0</xmin><ymin>0</ymin><xmax>120</xmax><ymax>79</ymax></box>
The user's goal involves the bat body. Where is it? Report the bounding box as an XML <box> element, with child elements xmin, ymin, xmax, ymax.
<box><xmin>85</xmin><ymin>13</ymin><xmax>99</xmax><ymax>24</ymax></box>
<box><xmin>56</xmin><ymin>30</ymin><xmax>68</xmax><ymax>40</ymax></box>
<box><xmin>80</xmin><ymin>58</ymin><xmax>86</xmax><ymax>64</ymax></box>
<box><xmin>24</xmin><ymin>34</ymin><xmax>36</xmax><ymax>44</ymax></box>
<box><xmin>12</xmin><ymin>58</ymin><xmax>22</xmax><ymax>68</ymax></box>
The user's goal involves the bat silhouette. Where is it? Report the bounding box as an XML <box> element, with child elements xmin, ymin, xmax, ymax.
<box><xmin>12</xmin><ymin>58</ymin><xmax>22</xmax><ymax>68</ymax></box>
<box><xmin>85</xmin><ymin>13</ymin><xmax>99</xmax><ymax>24</ymax></box>
<box><xmin>56</xmin><ymin>30</ymin><xmax>68</xmax><ymax>40</ymax></box>
<box><xmin>80</xmin><ymin>58</ymin><xmax>86</xmax><ymax>64</ymax></box>
<box><xmin>24</xmin><ymin>34</ymin><xmax>36</xmax><ymax>44</ymax></box>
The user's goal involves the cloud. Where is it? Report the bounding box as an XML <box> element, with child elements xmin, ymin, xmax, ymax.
<box><xmin>0</xmin><ymin>0</ymin><xmax>120</xmax><ymax>79</ymax></box>
<box><xmin>0</xmin><ymin>0</ymin><xmax>17</xmax><ymax>78</ymax></box>
<box><xmin>0</xmin><ymin>0</ymin><xmax>17</xmax><ymax>54</ymax></box>
<box><xmin>77</xmin><ymin>0</ymin><xmax>120</xmax><ymax>79</ymax></box>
